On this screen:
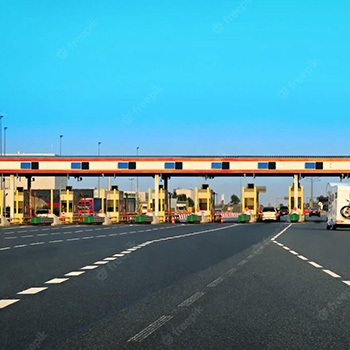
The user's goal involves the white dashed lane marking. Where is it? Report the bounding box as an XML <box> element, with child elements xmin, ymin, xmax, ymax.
<box><xmin>65</xmin><ymin>271</ymin><xmax>85</xmax><ymax>277</ymax></box>
<box><xmin>45</xmin><ymin>278</ymin><xmax>69</xmax><ymax>284</ymax></box>
<box><xmin>0</xmin><ymin>299</ymin><xmax>20</xmax><ymax>309</ymax></box>
<box><xmin>17</xmin><ymin>287</ymin><xmax>48</xmax><ymax>295</ymax></box>
<box><xmin>309</xmin><ymin>261</ymin><xmax>323</xmax><ymax>268</ymax></box>
<box><xmin>81</xmin><ymin>265</ymin><xmax>98</xmax><ymax>270</ymax></box>
<box><xmin>323</xmin><ymin>269</ymin><xmax>341</xmax><ymax>278</ymax></box>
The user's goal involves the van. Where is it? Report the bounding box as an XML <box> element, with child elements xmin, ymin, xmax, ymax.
<box><xmin>326</xmin><ymin>183</ymin><xmax>350</xmax><ymax>230</ymax></box>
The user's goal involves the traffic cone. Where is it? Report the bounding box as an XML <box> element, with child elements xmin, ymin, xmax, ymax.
<box><xmin>221</xmin><ymin>217</ymin><xmax>224</xmax><ymax>224</ymax></box>
<box><xmin>172</xmin><ymin>216</ymin><xmax>175</xmax><ymax>225</ymax></box>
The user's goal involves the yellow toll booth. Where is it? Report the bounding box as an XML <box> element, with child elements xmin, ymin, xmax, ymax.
<box><xmin>106</xmin><ymin>185</ymin><xmax>123</xmax><ymax>223</ymax></box>
<box><xmin>13</xmin><ymin>187</ymin><xmax>24</xmax><ymax>224</ymax></box>
<box><xmin>241</xmin><ymin>184</ymin><xmax>266</xmax><ymax>221</ymax></box>
<box><xmin>289</xmin><ymin>184</ymin><xmax>304</xmax><ymax>212</ymax></box>
<box><xmin>195</xmin><ymin>184</ymin><xmax>215</xmax><ymax>222</ymax></box>
<box><xmin>60</xmin><ymin>186</ymin><xmax>74</xmax><ymax>223</ymax></box>
<box><xmin>152</xmin><ymin>185</ymin><xmax>166</xmax><ymax>222</ymax></box>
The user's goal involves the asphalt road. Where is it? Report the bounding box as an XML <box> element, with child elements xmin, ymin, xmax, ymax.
<box><xmin>1</xmin><ymin>216</ymin><xmax>350</xmax><ymax>349</ymax></box>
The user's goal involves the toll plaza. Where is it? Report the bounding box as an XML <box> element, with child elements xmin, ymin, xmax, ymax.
<box><xmin>105</xmin><ymin>185</ymin><xmax>123</xmax><ymax>223</ymax></box>
<box><xmin>241</xmin><ymin>184</ymin><xmax>266</xmax><ymax>223</ymax></box>
<box><xmin>152</xmin><ymin>185</ymin><xmax>166</xmax><ymax>223</ymax></box>
<box><xmin>187</xmin><ymin>184</ymin><xmax>215</xmax><ymax>223</ymax></box>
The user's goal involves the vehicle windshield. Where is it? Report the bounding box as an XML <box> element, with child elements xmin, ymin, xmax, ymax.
<box><xmin>263</xmin><ymin>207</ymin><xmax>275</xmax><ymax>212</ymax></box>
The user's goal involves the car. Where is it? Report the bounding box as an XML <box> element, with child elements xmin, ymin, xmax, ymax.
<box><xmin>279</xmin><ymin>206</ymin><xmax>289</xmax><ymax>216</ymax></box>
<box><xmin>309</xmin><ymin>207</ymin><xmax>321</xmax><ymax>217</ymax></box>
<box><xmin>36</xmin><ymin>208</ymin><xmax>50</xmax><ymax>217</ymax></box>
<box><xmin>261</xmin><ymin>206</ymin><xmax>280</xmax><ymax>221</ymax></box>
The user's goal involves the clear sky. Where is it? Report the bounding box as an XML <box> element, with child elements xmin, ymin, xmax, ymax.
<box><xmin>1</xmin><ymin>0</ymin><xmax>349</xmax><ymax>203</ymax></box>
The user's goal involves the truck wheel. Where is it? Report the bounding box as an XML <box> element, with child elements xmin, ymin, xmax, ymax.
<box><xmin>326</xmin><ymin>224</ymin><xmax>331</xmax><ymax>230</ymax></box>
<box><xmin>331</xmin><ymin>224</ymin><xmax>337</xmax><ymax>230</ymax></box>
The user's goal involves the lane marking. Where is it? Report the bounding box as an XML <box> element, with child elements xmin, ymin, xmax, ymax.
<box><xmin>113</xmin><ymin>254</ymin><xmax>124</xmax><ymax>257</ymax></box>
<box><xmin>5</xmin><ymin>236</ymin><xmax>17</xmax><ymax>239</ymax></box>
<box><xmin>81</xmin><ymin>265</ymin><xmax>98</xmax><ymax>270</ymax></box>
<box><xmin>271</xmin><ymin>224</ymin><xmax>292</xmax><ymax>241</ymax></box>
<box><xmin>17</xmin><ymin>287</ymin><xmax>48</xmax><ymax>295</ymax></box>
<box><xmin>127</xmin><ymin>315</ymin><xmax>173</xmax><ymax>343</ymax></box>
<box><xmin>308</xmin><ymin>261</ymin><xmax>323</xmax><ymax>268</ymax></box>
<box><xmin>94</xmin><ymin>261</ymin><xmax>109</xmax><ymax>265</ymax></box>
<box><xmin>323</xmin><ymin>269</ymin><xmax>341</xmax><ymax>278</ymax></box>
<box><xmin>37</xmin><ymin>233</ymin><xmax>48</xmax><ymax>237</ymax></box>
<box><xmin>282</xmin><ymin>246</ymin><xmax>290</xmax><ymax>251</ymax></box>
<box><xmin>67</xmin><ymin>238</ymin><xmax>80</xmax><ymax>241</ymax></box>
<box><xmin>343</xmin><ymin>281</ymin><xmax>350</xmax><ymax>287</ymax></box>
<box><xmin>22</xmin><ymin>235</ymin><xmax>34</xmax><ymax>238</ymax></box>
<box><xmin>0</xmin><ymin>299</ymin><xmax>20</xmax><ymax>309</ymax></box>
<box><xmin>49</xmin><ymin>240</ymin><xmax>63</xmax><ymax>244</ymax></box>
<box><xmin>29</xmin><ymin>242</ymin><xmax>45</xmax><ymax>246</ymax></box>
<box><xmin>207</xmin><ymin>277</ymin><xmax>224</xmax><ymax>288</ymax></box>
<box><xmin>178</xmin><ymin>292</ymin><xmax>204</xmax><ymax>308</ymax></box>
<box><xmin>297</xmin><ymin>255</ymin><xmax>308</xmax><ymax>261</ymax></box>
<box><xmin>85</xmin><ymin>229</ymin><xmax>93</xmax><ymax>232</ymax></box>
<box><xmin>120</xmin><ymin>250</ymin><xmax>132</xmax><ymax>254</ymax></box>
<box><xmin>45</xmin><ymin>278</ymin><xmax>69</xmax><ymax>284</ymax></box>
<box><xmin>289</xmin><ymin>250</ymin><xmax>298</xmax><ymax>255</ymax></box>
<box><xmin>65</xmin><ymin>271</ymin><xmax>85</xmax><ymax>277</ymax></box>
<box><xmin>96</xmin><ymin>234</ymin><xmax>106</xmax><ymax>238</ymax></box>
<box><xmin>0</xmin><ymin>247</ymin><xmax>11</xmax><ymax>251</ymax></box>
<box><xmin>108</xmin><ymin>233</ymin><xmax>118</xmax><ymax>237</ymax></box>
<box><xmin>82</xmin><ymin>236</ymin><xmax>93</xmax><ymax>240</ymax></box>
<box><xmin>14</xmin><ymin>244</ymin><xmax>27</xmax><ymax>248</ymax></box>
<box><xmin>76</xmin><ymin>230</ymin><xmax>83</xmax><ymax>233</ymax></box>
<box><xmin>104</xmin><ymin>257</ymin><xmax>117</xmax><ymax>261</ymax></box>
<box><xmin>238</xmin><ymin>259</ymin><xmax>248</xmax><ymax>266</ymax></box>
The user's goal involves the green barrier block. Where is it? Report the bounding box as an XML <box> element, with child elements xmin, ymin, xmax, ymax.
<box><xmin>136</xmin><ymin>216</ymin><xmax>145</xmax><ymax>223</ymax></box>
<box><xmin>238</xmin><ymin>214</ymin><xmax>249</xmax><ymax>223</ymax></box>
<box><xmin>31</xmin><ymin>217</ymin><xmax>41</xmax><ymax>224</ymax></box>
<box><xmin>289</xmin><ymin>214</ymin><xmax>299</xmax><ymax>222</ymax></box>
<box><xmin>187</xmin><ymin>215</ymin><xmax>197</xmax><ymax>223</ymax></box>
<box><xmin>84</xmin><ymin>216</ymin><xmax>94</xmax><ymax>224</ymax></box>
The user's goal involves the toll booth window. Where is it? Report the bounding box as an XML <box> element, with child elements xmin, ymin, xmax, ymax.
<box><xmin>305</xmin><ymin>162</ymin><xmax>315</xmax><ymax>169</ymax></box>
<box><xmin>20</xmin><ymin>162</ymin><xmax>31</xmax><ymax>169</ymax></box>
<box><xmin>129</xmin><ymin>162</ymin><xmax>136</xmax><ymax>169</ymax></box>
<box><xmin>268</xmin><ymin>162</ymin><xmax>276</xmax><ymax>169</ymax></box>
<box><xmin>71</xmin><ymin>162</ymin><xmax>81</xmax><ymax>169</ymax></box>
<box><xmin>118</xmin><ymin>162</ymin><xmax>128</xmax><ymax>169</ymax></box>
<box><xmin>222</xmin><ymin>162</ymin><xmax>230</xmax><ymax>170</ymax></box>
<box><xmin>258</xmin><ymin>162</ymin><xmax>268</xmax><ymax>169</ymax></box>
<box><xmin>82</xmin><ymin>162</ymin><xmax>89</xmax><ymax>170</ymax></box>
<box><xmin>31</xmin><ymin>162</ymin><xmax>39</xmax><ymax>170</ymax></box>
<box><xmin>211</xmin><ymin>162</ymin><xmax>222</xmax><ymax>169</ymax></box>
<box><xmin>316</xmin><ymin>162</ymin><xmax>323</xmax><ymax>169</ymax></box>
<box><xmin>175</xmin><ymin>162</ymin><xmax>183</xmax><ymax>169</ymax></box>
<box><xmin>165</xmin><ymin>162</ymin><xmax>175</xmax><ymax>169</ymax></box>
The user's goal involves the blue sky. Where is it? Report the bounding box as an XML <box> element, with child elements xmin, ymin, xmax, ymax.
<box><xmin>1</xmin><ymin>0</ymin><xmax>349</xmax><ymax>203</ymax></box>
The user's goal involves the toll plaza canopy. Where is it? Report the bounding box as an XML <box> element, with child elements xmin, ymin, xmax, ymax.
<box><xmin>0</xmin><ymin>155</ymin><xmax>350</xmax><ymax>177</ymax></box>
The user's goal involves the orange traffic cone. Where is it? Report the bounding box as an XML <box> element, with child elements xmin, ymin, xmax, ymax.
<box><xmin>221</xmin><ymin>217</ymin><xmax>224</xmax><ymax>224</ymax></box>
<box><xmin>172</xmin><ymin>216</ymin><xmax>175</xmax><ymax>225</ymax></box>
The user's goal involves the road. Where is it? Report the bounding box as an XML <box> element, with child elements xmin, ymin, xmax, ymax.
<box><xmin>1</xmin><ymin>216</ymin><xmax>350</xmax><ymax>349</ymax></box>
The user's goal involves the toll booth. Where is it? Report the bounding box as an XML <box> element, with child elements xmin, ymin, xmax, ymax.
<box><xmin>241</xmin><ymin>184</ymin><xmax>266</xmax><ymax>221</ymax></box>
<box><xmin>60</xmin><ymin>186</ymin><xmax>74</xmax><ymax>223</ymax></box>
<box><xmin>13</xmin><ymin>187</ymin><xmax>25</xmax><ymax>223</ymax></box>
<box><xmin>289</xmin><ymin>183</ymin><xmax>304</xmax><ymax>212</ymax></box>
<box><xmin>152</xmin><ymin>185</ymin><xmax>166</xmax><ymax>222</ymax></box>
<box><xmin>195</xmin><ymin>184</ymin><xmax>215</xmax><ymax>222</ymax></box>
<box><xmin>106</xmin><ymin>185</ymin><xmax>124</xmax><ymax>223</ymax></box>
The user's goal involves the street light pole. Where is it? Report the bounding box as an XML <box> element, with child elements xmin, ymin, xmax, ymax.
<box><xmin>4</xmin><ymin>127</ymin><xmax>8</xmax><ymax>155</ymax></box>
<box><xmin>136</xmin><ymin>147</ymin><xmax>139</xmax><ymax>211</ymax></box>
<box><xmin>98</xmin><ymin>142</ymin><xmax>101</xmax><ymax>198</ymax></box>
<box><xmin>59</xmin><ymin>135</ymin><xmax>63</xmax><ymax>156</ymax></box>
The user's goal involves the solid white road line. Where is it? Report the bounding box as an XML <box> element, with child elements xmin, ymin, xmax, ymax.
<box><xmin>45</xmin><ymin>278</ymin><xmax>69</xmax><ymax>284</ymax></box>
<box><xmin>323</xmin><ymin>269</ymin><xmax>341</xmax><ymax>278</ymax></box>
<box><xmin>271</xmin><ymin>224</ymin><xmax>292</xmax><ymax>241</ymax></box>
<box><xmin>65</xmin><ymin>271</ymin><xmax>85</xmax><ymax>276</ymax></box>
<box><xmin>0</xmin><ymin>299</ymin><xmax>20</xmax><ymax>309</ymax></box>
<box><xmin>17</xmin><ymin>287</ymin><xmax>48</xmax><ymax>295</ymax></box>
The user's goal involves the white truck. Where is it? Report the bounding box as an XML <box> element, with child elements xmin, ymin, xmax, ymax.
<box><xmin>326</xmin><ymin>183</ymin><xmax>350</xmax><ymax>230</ymax></box>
